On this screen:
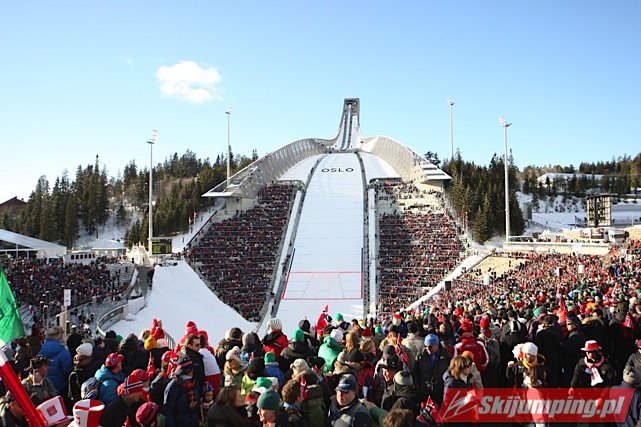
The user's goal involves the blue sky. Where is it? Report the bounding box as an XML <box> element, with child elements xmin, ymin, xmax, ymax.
<box><xmin>1</xmin><ymin>1</ymin><xmax>640</xmax><ymax>203</ymax></box>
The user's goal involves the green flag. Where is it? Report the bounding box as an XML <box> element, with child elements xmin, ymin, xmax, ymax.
<box><xmin>0</xmin><ymin>267</ymin><xmax>25</xmax><ymax>344</ymax></box>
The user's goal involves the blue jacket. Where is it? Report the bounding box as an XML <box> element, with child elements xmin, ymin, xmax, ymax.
<box><xmin>38</xmin><ymin>339</ymin><xmax>72</xmax><ymax>393</ymax></box>
<box><xmin>163</xmin><ymin>378</ymin><xmax>201</xmax><ymax>427</ymax></box>
<box><xmin>264</xmin><ymin>363</ymin><xmax>284</xmax><ymax>389</ymax></box>
<box><xmin>94</xmin><ymin>365</ymin><xmax>124</xmax><ymax>406</ymax></box>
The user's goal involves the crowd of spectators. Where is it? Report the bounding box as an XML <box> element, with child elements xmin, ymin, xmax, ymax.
<box><xmin>2</xmin><ymin>239</ymin><xmax>641</xmax><ymax>426</ymax></box>
<box><xmin>375</xmin><ymin>182</ymin><xmax>465</xmax><ymax>312</ymax></box>
<box><xmin>187</xmin><ymin>183</ymin><xmax>297</xmax><ymax>322</ymax></box>
<box><xmin>2</xmin><ymin>256</ymin><xmax>132</xmax><ymax>326</ymax></box>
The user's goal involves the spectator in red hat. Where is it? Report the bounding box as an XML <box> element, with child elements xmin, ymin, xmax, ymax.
<box><xmin>136</xmin><ymin>401</ymin><xmax>162</xmax><ymax>427</ymax></box>
<box><xmin>94</xmin><ymin>353</ymin><xmax>125</xmax><ymax>406</ymax></box>
<box><xmin>149</xmin><ymin>350</ymin><xmax>174</xmax><ymax>407</ymax></box>
<box><xmin>454</xmin><ymin>332</ymin><xmax>489</xmax><ymax>373</ymax></box>
<box><xmin>101</xmin><ymin>369</ymin><xmax>151</xmax><ymax>427</ymax></box>
<box><xmin>570</xmin><ymin>340</ymin><xmax>617</xmax><ymax>389</ymax></box>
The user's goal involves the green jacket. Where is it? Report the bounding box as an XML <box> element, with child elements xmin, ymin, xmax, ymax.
<box><xmin>318</xmin><ymin>337</ymin><xmax>342</xmax><ymax>373</ymax></box>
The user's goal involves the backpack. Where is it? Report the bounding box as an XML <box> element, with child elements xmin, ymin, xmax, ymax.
<box><xmin>303</xmin><ymin>384</ymin><xmax>326</xmax><ymax>427</ymax></box>
<box><xmin>68</xmin><ymin>370</ymin><xmax>82</xmax><ymax>403</ymax></box>
<box><xmin>80</xmin><ymin>377</ymin><xmax>103</xmax><ymax>400</ymax></box>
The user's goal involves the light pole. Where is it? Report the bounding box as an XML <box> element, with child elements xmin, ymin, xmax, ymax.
<box><xmin>499</xmin><ymin>116</ymin><xmax>511</xmax><ymax>242</ymax></box>
<box><xmin>147</xmin><ymin>129</ymin><xmax>158</xmax><ymax>258</ymax></box>
<box><xmin>226</xmin><ymin>106</ymin><xmax>232</xmax><ymax>189</ymax></box>
<box><xmin>448</xmin><ymin>97</ymin><xmax>455</xmax><ymax>159</ymax></box>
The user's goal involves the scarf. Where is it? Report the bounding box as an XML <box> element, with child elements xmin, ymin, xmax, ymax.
<box><xmin>584</xmin><ymin>355</ymin><xmax>605</xmax><ymax>386</ymax></box>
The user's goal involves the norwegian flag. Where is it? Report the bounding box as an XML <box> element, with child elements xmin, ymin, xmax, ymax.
<box><xmin>623</xmin><ymin>312</ymin><xmax>636</xmax><ymax>330</ymax></box>
<box><xmin>395</xmin><ymin>334</ymin><xmax>410</xmax><ymax>371</ymax></box>
<box><xmin>315</xmin><ymin>305</ymin><xmax>329</xmax><ymax>335</ymax></box>
<box><xmin>300</xmin><ymin>374</ymin><xmax>309</xmax><ymax>400</ymax></box>
<box><xmin>147</xmin><ymin>352</ymin><xmax>156</xmax><ymax>377</ymax></box>
<box><xmin>418</xmin><ymin>395</ymin><xmax>443</xmax><ymax>425</ymax></box>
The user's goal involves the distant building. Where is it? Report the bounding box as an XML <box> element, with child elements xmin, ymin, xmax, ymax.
<box><xmin>0</xmin><ymin>196</ymin><xmax>27</xmax><ymax>217</ymax></box>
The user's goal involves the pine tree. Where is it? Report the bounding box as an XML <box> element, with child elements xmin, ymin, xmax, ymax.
<box><xmin>63</xmin><ymin>193</ymin><xmax>78</xmax><ymax>248</ymax></box>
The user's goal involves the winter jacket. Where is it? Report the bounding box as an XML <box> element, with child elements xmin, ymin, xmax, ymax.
<box><xmin>560</xmin><ymin>329</ymin><xmax>586</xmax><ymax>381</ymax></box>
<box><xmin>94</xmin><ymin>364</ymin><xmax>124</xmax><ymax>406</ymax></box>
<box><xmin>454</xmin><ymin>333</ymin><xmax>489</xmax><ymax>372</ymax></box>
<box><xmin>413</xmin><ymin>348</ymin><xmax>451</xmax><ymax>405</ymax></box>
<box><xmin>207</xmin><ymin>403</ymin><xmax>252</xmax><ymax>427</ymax></box>
<box><xmin>534</xmin><ymin>326</ymin><xmax>562</xmax><ymax>387</ymax></box>
<box><xmin>264</xmin><ymin>362</ymin><xmax>284</xmax><ymax>389</ymax></box>
<box><xmin>163</xmin><ymin>377</ymin><xmax>201</xmax><ymax>427</ymax></box>
<box><xmin>401</xmin><ymin>333</ymin><xmax>425</xmax><ymax>371</ymax></box>
<box><xmin>38</xmin><ymin>338</ymin><xmax>72</xmax><ymax>393</ymax></box>
<box><xmin>381</xmin><ymin>382</ymin><xmax>418</xmax><ymax>412</ymax></box>
<box><xmin>328</xmin><ymin>397</ymin><xmax>372</xmax><ymax>427</ymax></box>
<box><xmin>570</xmin><ymin>356</ymin><xmax>617</xmax><ymax>389</ymax></box>
<box><xmin>318</xmin><ymin>337</ymin><xmax>342</xmax><ymax>374</ymax></box>
<box><xmin>67</xmin><ymin>355</ymin><xmax>102</xmax><ymax>404</ymax></box>
<box><xmin>262</xmin><ymin>330</ymin><xmax>289</xmax><ymax>358</ymax></box>
<box><xmin>184</xmin><ymin>347</ymin><xmax>205</xmax><ymax>391</ymax></box>
<box><xmin>240</xmin><ymin>373</ymin><xmax>257</xmax><ymax>398</ymax></box>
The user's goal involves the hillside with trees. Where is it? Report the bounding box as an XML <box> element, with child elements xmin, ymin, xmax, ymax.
<box><xmin>0</xmin><ymin>149</ymin><xmax>257</xmax><ymax>249</ymax></box>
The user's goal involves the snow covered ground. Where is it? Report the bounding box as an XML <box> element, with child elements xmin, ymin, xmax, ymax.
<box><xmin>112</xmin><ymin>260</ymin><xmax>255</xmax><ymax>341</ymax></box>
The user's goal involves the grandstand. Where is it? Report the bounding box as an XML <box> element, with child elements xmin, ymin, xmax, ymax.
<box><xmin>181</xmin><ymin>99</ymin><xmax>461</xmax><ymax>331</ymax></box>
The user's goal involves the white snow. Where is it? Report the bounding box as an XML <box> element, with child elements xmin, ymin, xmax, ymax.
<box><xmin>112</xmin><ymin>260</ymin><xmax>255</xmax><ymax>342</ymax></box>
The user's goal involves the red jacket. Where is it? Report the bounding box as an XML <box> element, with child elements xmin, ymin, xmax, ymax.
<box><xmin>262</xmin><ymin>330</ymin><xmax>289</xmax><ymax>358</ymax></box>
<box><xmin>454</xmin><ymin>333</ymin><xmax>489</xmax><ymax>372</ymax></box>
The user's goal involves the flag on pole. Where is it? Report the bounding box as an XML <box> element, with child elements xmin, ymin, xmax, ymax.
<box><xmin>315</xmin><ymin>305</ymin><xmax>329</xmax><ymax>335</ymax></box>
<box><xmin>0</xmin><ymin>267</ymin><xmax>25</xmax><ymax>344</ymax></box>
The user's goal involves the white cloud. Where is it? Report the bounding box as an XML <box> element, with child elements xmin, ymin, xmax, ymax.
<box><xmin>156</xmin><ymin>61</ymin><xmax>222</xmax><ymax>104</ymax></box>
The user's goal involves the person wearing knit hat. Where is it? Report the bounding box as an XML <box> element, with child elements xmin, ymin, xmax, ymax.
<box><xmin>280</xmin><ymin>328</ymin><xmax>312</xmax><ymax>373</ymax></box>
<box><xmin>223</xmin><ymin>346</ymin><xmax>245</xmax><ymax>391</ymax></box>
<box><xmin>263</xmin><ymin>352</ymin><xmax>284</xmax><ymax>391</ymax></box>
<box><xmin>164</xmin><ymin>353</ymin><xmax>201</xmax><ymax>427</ymax></box>
<box><xmin>507</xmin><ymin>342</ymin><xmax>547</xmax><ymax>388</ymax></box>
<box><xmin>257</xmin><ymin>389</ymin><xmax>283</xmax><ymax>426</ymax></box>
<box><xmin>262</xmin><ymin>319</ymin><xmax>289</xmax><ymax>359</ymax></box>
<box><xmin>330</xmin><ymin>328</ymin><xmax>344</xmax><ymax>343</ymax></box>
<box><xmin>298</xmin><ymin>319</ymin><xmax>321</xmax><ymax>354</ymax></box>
<box><xmin>290</xmin><ymin>358</ymin><xmax>311</xmax><ymax>376</ymax></box>
<box><xmin>92</xmin><ymin>352</ymin><xmax>125</xmax><ymax>406</ymax></box>
<box><xmin>318</xmin><ymin>333</ymin><xmax>342</xmax><ymax>374</ymax></box>
<box><xmin>101</xmin><ymin>369</ymin><xmax>150</xmax><ymax>427</ymax></box>
<box><xmin>415</xmin><ymin>332</ymin><xmax>450</xmax><ymax>406</ymax></box>
<box><xmin>136</xmin><ymin>401</ymin><xmax>162</xmax><ymax>427</ymax></box>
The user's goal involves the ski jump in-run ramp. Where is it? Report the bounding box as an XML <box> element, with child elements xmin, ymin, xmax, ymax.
<box><xmin>276</xmin><ymin>152</ymin><xmax>366</xmax><ymax>327</ymax></box>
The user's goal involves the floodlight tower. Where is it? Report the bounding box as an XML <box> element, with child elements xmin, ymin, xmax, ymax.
<box><xmin>226</xmin><ymin>106</ymin><xmax>232</xmax><ymax>189</ymax></box>
<box><xmin>499</xmin><ymin>116</ymin><xmax>511</xmax><ymax>242</ymax></box>
<box><xmin>448</xmin><ymin>97</ymin><xmax>455</xmax><ymax>159</ymax></box>
<box><xmin>147</xmin><ymin>129</ymin><xmax>158</xmax><ymax>258</ymax></box>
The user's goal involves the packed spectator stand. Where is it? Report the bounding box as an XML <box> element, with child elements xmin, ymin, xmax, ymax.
<box><xmin>187</xmin><ymin>183</ymin><xmax>297</xmax><ymax>322</ymax></box>
<box><xmin>375</xmin><ymin>181</ymin><xmax>466</xmax><ymax>313</ymax></box>
<box><xmin>3</xmin><ymin>256</ymin><xmax>133</xmax><ymax>328</ymax></box>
